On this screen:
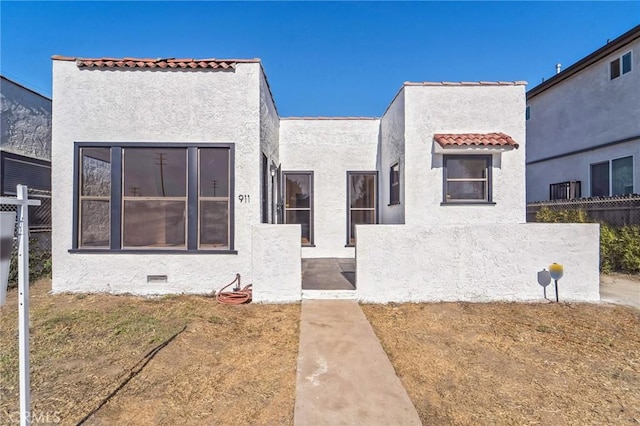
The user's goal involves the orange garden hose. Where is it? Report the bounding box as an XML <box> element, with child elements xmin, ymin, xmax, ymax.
<box><xmin>215</xmin><ymin>273</ymin><xmax>252</xmax><ymax>304</ymax></box>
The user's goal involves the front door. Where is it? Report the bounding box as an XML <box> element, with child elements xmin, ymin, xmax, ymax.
<box><xmin>347</xmin><ymin>171</ymin><xmax>377</xmax><ymax>245</ymax></box>
<box><xmin>283</xmin><ymin>171</ymin><xmax>313</xmax><ymax>245</ymax></box>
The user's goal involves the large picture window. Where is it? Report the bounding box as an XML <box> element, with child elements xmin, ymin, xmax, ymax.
<box><xmin>284</xmin><ymin>172</ymin><xmax>313</xmax><ymax>245</ymax></box>
<box><xmin>123</xmin><ymin>148</ymin><xmax>187</xmax><ymax>248</ymax></box>
<box><xmin>443</xmin><ymin>155</ymin><xmax>492</xmax><ymax>203</ymax></box>
<box><xmin>74</xmin><ymin>143</ymin><xmax>234</xmax><ymax>252</ymax></box>
<box><xmin>347</xmin><ymin>172</ymin><xmax>377</xmax><ymax>245</ymax></box>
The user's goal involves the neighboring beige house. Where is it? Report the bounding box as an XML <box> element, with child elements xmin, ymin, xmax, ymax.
<box><xmin>526</xmin><ymin>24</ymin><xmax>639</xmax><ymax>202</ymax></box>
<box><xmin>51</xmin><ymin>55</ymin><xmax>600</xmax><ymax>303</ymax></box>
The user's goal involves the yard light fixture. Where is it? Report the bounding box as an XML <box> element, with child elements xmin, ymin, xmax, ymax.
<box><xmin>537</xmin><ymin>269</ymin><xmax>551</xmax><ymax>300</ymax></box>
<box><xmin>548</xmin><ymin>263</ymin><xmax>564</xmax><ymax>302</ymax></box>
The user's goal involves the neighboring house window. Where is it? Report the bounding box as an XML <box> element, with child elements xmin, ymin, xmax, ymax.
<box><xmin>443</xmin><ymin>155</ymin><xmax>492</xmax><ymax>203</ymax></box>
<box><xmin>75</xmin><ymin>143</ymin><xmax>233</xmax><ymax>251</ymax></box>
<box><xmin>549</xmin><ymin>181</ymin><xmax>581</xmax><ymax>200</ymax></box>
<box><xmin>525</xmin><ymin>106</ymin><xmax>531</xmax><ymax>120</ymax></box>
<box><xmin>590</xmin><ymin>156</ymin><xmax>634</xmax><ymax>197</ymax></box>
<box><xmin>347</xmin><ymin>172</ymin><xmax>377</xmax><ymax>246</ymax></box>
<box><xmin>610</xmin><ymin>51</ymin><xmax>632</xmax><ymax>80</ymax></box>
<box><xmin>284</xmin><ymin>171</ymin><xmax>313</xmax><ymax>245</ymax></box>
<box><xmin>389</xmin><ymin>162</ymin><xmax>400</xmax><ymax>205</ymax></box>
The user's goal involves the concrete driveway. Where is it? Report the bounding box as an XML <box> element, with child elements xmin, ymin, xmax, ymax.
<box><xmin>600</xmin><ymin>274</ymin><xmax>640</xmax><ymax>309</ymax></box>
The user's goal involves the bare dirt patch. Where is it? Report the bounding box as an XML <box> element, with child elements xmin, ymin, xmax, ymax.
<box><xmin>0</xmin><ymin>279</ymin><xmax>300</xmax><ymax>425</ymax></box>
<box><xmin>362</xmin><ymin>302</ymin><xmax>640</xmax><ymax>425</ymax></box>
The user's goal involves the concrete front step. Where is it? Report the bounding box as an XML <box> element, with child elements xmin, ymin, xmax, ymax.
<box><xmin>301</xmin><ymin>289</ymin><xmax>358</xmax><ymax>300</ymax></box>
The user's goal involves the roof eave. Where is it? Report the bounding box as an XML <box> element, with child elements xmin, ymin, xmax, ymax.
<box><xmin>527</xmin><ymin>24</ymin><xmax>640</xmax><ymax>99</ymax></box>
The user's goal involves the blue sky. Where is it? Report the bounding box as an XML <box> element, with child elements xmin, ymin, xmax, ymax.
<box><xmin>1</xmin><ymin>1</ymin><xmax>638</xmax><ymax>116</ymax></box>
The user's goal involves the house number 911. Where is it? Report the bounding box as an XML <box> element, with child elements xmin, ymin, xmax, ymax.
<box><xmin>238</xmin><ymin>195</ymin><xmax>250</xmax><ymax>203</ymax></box>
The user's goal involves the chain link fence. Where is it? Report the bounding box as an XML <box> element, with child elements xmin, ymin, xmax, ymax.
<box><xmin>0</xmin><ymin>189</ymin><xmax>51</xmax><ymax>287</ymax></box>
<box><xmin>527</xmin><ymin>194</ymin><xmax>640</xmax><ymax>227</ymax></box>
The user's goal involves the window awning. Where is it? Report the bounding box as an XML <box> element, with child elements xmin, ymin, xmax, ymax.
<box><xmin>433</xmin><ymin>133</ymin><xmax>519</xmax><ymax>153</ymax></box>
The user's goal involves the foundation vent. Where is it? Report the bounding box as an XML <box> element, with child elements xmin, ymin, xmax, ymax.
<box><xmin>147</xmin><ymin>275</ymin><xmax>168</xmax><ymax>283</ymax></box>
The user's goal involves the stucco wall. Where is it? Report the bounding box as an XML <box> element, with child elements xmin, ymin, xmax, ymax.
<box><xmin>251</xmin><ymin>224</ymin><xmax>301</xmax><ymax>303</ymax></box>
<box><xmin>403</xmin><ymin>84</ymin><xmax>527</xmax><ymax>224</ymax></box>
<box><xmin>526</xmin><ymin>39</ymin><xmax>640</xmax><ymax>201</ymax></box>
<box><xmin>356</xmin><ymin>223</ymin><xmax>600</xmax><ymax>303</ymax></box>
<box><xmin>527</xmin><ymin>38</ymin><xmax>640</xmax><ymax>163</ymax></box>
<box><xmin>279</xmin><ymin>118</ymin><xmax>380</xmax><ymax>258</ymax></box>
<box><xmin>1</xmin><ymin>76</ymin><xmax>52</xmax><ymax>161</ymax></box>
<box><xmin>52</xmin><ymin>61</ymin><xmax>263</xmax><ymax>293</ymax></box>
<box><xmin>527</xmin><ymin>138</ymin><xmax>640</xmax><ymax>202</ymax></box>
<box><xmin>259</xmin><ymin>71</ymin><xmax>280</xmax><ymax>223</ymax></box>
<box><xmin>379</xmin><ymin>88</ymin><xmax>405</xmax><ymax>224</ymax></box>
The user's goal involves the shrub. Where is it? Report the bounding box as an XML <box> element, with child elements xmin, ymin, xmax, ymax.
<box><xmin>535</xmin><ymin>208</ymin><xmax>640</xmax><ymax>274</ymax></box>
<box><xmin>7</xmin><ymin>237</ymin><xmax>52</xmax><ymax>288</ymax></box>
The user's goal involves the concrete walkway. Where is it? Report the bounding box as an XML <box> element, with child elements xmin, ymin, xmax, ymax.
<box><xmin>294</xmin><ymin>300</ymin><xmax>421</xmax><ymax>425</ymax></box>
<box><xmin>600</xmin><ymin>275</ymin><xmax>640</xmax><ymax>309</ymax></box>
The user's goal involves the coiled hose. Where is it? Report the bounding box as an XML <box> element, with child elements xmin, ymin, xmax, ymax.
<box><xmin>215</xmin><ymin>273</ymin><xmax>252</xmax><ymax>305</ymax></box>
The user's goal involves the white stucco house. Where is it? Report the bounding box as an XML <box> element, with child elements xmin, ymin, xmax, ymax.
<box><xmin>526</xmin><ymin>24</ymin><xmax>639</xmax><ymax>202</ymax></box>
<box><xmin>51</xmin><ymin>55</ymin><xmax>600</xmax><ymax>303</ymax></box>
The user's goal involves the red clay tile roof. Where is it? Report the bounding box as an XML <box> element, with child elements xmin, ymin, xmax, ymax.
<box><xmin>434</xmin><ymin>133</ymin><xmax>519</xmax><ymax>149</ymax></box>
<box><xmin>51</xmin><ymin>55</ymin><xmax>260</xmax><ymax>69</ymax></box>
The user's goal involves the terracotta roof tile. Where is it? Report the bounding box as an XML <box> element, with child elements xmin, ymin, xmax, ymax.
<box><xmin>434</xmin><ymin>133</ymin><xmax>519</xmax><ymax>149</ymax></box>
<box><xmin>51</xmin><ymin>55</ymin><xmax>260</xmax><ymax>69</ymax></box>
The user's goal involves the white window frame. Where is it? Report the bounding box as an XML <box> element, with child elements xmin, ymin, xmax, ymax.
<box><xmin>589</xmin><ymin>154</ymin><xmax>635</xmax><ymax>197</ymax></box>
<box><xmin>610</xmin><ymin>50</ymin><xmax>633</xmax><ymax>80</ymax></box>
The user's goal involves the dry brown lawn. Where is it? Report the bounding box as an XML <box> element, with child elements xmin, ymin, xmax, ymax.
<box><xmin>363</xmin><ymin>302</ymin><xmax>640</xmax><ymax>425</ymax></box>
<box><xmin>4</xmin><ymin>279</ymin><xmax>640</xmax><ymax>426</ymax></box>
<box><xmin>0</xmin><ymin>279</ymin><xmax>300</xmax><ymax>425</ymax></box>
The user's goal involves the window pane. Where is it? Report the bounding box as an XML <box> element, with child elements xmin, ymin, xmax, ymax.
<box><xmin>123</xmin><ymin>200</ymin><xmax>186</xmax><ymax>248</ymax></box>
<box><xmin>285</xmin><ymin>174</ymin><xmax>310</xmax><ymax>208</ymax></box>
<box><xmin>200</xmin><ymin>148</ymin><xmax>229</xmax><ymax>197</ymax></box>
<box><xmin>391</xmin><ymin>164</ymin><xmax>399</xmax><ymax>184</ymax></box>
<box><xmin>200</xmin><ymin>200</ymin><xmax>229</xmax><ymax>248</ymax></box>
<box><xmin>390</xmin><ymin>164</ymin><xmax>400</xmax><ymax>204</ymax></box>
<box><xmin>446</xmin><ymin>181</ymin><xmax>486</xmax><ymax>201</ymax></box>
<box><xmin>123</xmin><ymin>148</ymin><xmax>186</xmax><ymax>197</ymax></box>
<box><xmin>350</xmin><ymin>174</ymin><xmax>375</xmax><ymax>208</ymax></box>
<box><xmin>611</xmin><ymin>58</ymin><xmax>621</xmax><ymax>79</ymax></box>
<box><xmin>349</xmin><ymin>210</ymin><xmax>375</xmax><ymax>244</ymax></box>
<box><xmin>80</xmin><ymin>200</ymin><xmax>109</xmax><ymax>247</ymax></box>
<box><xmin>612</xmin><ymin>156</ymin><xmax>633</xmax><ymax>195</ymax></box>
<box><xmin>622</xmin><ymin>52</ymin><xmax>632</xmax><ymax>74</ymax></box>
<box><xmin>81</xmin><ymin>148</ymin><xmax>110</xmax><ymax>197</ymax></box>
<box><xmin>590</xmin><ymin>162</ymin><xmax>610</xmax><ymax>197</ymax></box>
<box><xmin>286</xmin><ymin>210</ymin><xmax>311</xmax><ymax>244</ymax></box>
<box><xmin>447</xmin><ymin>158</ymin><xmax>487</xmax><ymax>179</ymax></box>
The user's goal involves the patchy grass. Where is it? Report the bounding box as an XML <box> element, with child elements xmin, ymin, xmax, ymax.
<box><xmin>0</xmin><ymin>279</ymin><xmax>300</xmax><ymax>425</ymax></box>
<box><xmin>363</xmin><ymin>302</ymin><xmax>640</xmax><ymax>425</ymax></box>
